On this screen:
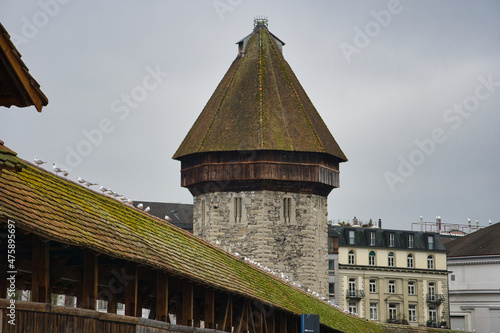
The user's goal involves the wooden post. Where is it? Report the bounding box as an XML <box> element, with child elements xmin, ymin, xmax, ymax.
<box><xmin>32</xmin><ymin>237</ymin><xmax>50</xmax><ymax>303</ymax></box>
<box><xmin>204</xmin><ymin>288</ymin><xmax>215</xmax><ymax>329</ymax></box>
<box><xmin>222</xmin><ymin>295</ymin><xmax>233</xmax><ymax>332</ymax></box>
<box><xmin>278</xmin><ymin>312</ymin><xmax>287</xmax><ymax>333</ymax></box>
<box><xmin>82</xmin><ymin>250</ymin><xmax>98</xmax><ymax>310</ymax></box>
<box><xmin>267</xmin><ymin>311</ymin><xmax>275</xmax><ymax>333</ymax></box>
<box><xmin>107</xmin><ymin>297</ymin><xmax>118</xmax><ymax>314</ymax></box>
<box><xmin>182</xmin><ymin>280</ymin><xmax>193</xmax><ymax>326</ymax></box>
<box><xmin>0</xmin><ymin>252</ymin><xmax>7</xmax><ymax>298</ymax></box>
<box><xmin>124</xmin><ymin>262</ymin><xmax>138</xmax><ymax>317</ymax></box>
<box><xmin>156</xmin><ymin>271</ymin><xmax>169</xmax><ymax>322</ymax></box>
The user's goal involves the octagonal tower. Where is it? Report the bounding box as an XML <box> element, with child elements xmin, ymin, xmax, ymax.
<box><xmin>173</xmin><ymin>19</ymin><xmax>347</xmax><ymax>296</ymax></box>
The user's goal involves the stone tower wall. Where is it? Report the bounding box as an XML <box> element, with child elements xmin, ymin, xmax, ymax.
<box><xmin>193</xmin><ymin>190</ymin><xmax>328</xmax><ymax>296</ymax></box>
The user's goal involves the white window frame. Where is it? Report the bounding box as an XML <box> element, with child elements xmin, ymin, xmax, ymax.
<box><xmin>429</xmin><ymin>306</ymin><xmax>437</xmax><ymax>324</ymax></box>
<box><xmin>407</xmin><ymin>253</ymin><xmax>414</xmax><ymax>268</ymax></box>
<box><xmin>428</xmin><ymin>235</ymin><xmax>434</xmax><ymax>250</ymax></box>
<box><xmin>369</xmin><ymin>279</ymin><xmax>377</xmax><ymax>293</ymax></box>
<box><xmin>388</xmin><ymin>280</ymin><xmax>396</xmax><ymax>294</ymax></box>
<box><xmin>388</xmin><ymin>252</ymin><xmax>395</xmax><ymax>267</ymax></box>
<box><xmin>408</xmin><ymin>234</ymin><xmax>414</xmax><ymax>248</ymax></box>
<box><xmin>408</xmin><ymin>304</ymin><xmax>417</xmax><ymax>322</ymax></box>
<box><xmin>349</xmin><ymin>230</ymin><xmax>355</xmax><ymax>245</ymax></box>
<box><xmin>427</xmin><ymin>255</ymin><xmax>434</xmax><ymax>269</ymax></box>
<box><xmin>348</xmin><ymin>250</ymin><xmax>355</xmax><ymax>265</ymax></box>
<box><xmin>389</xmin><ymin>233</ymin><xmax>395</xmax><ymax>247</ymax></box>
<box><xmin>369</xmin><ymin>302</ymin><xmax>378</xmax><ymax>320</ymax></box>
<box><xmin>370</xmin><ymin>232</ymin><xmax>376</xmax><ymax>246</ymax></box>
<box><xmin>348</xmin><ymin>301</ymin><xmax>357</xmax><ymax>314</ymax></box>
<box><xmin>408</xmin><ymin>281</ymin><xmax>416</xmax><ymax>295</ymax></box>
<box><xmin>369</xmin><ymin>251</ymin><xmax>375</xmax><ymax>266</ymax></box>
<box><xmin>388</xmin><ymin>303</ymin><xmax>397</xmax><ymax>320</ymax></box>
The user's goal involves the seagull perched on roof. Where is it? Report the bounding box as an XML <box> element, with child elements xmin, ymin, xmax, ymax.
<box><xmin>127</xmin><ymin>198</ymin><xmax>133</xmax><ymax>204</ymax></box>
<box><xmin>137</xmin><ymin>203</ymin><xmax>144</xmax><ymax>209</ymax></box>
<box><xmin>52</xmin><ymin>163</ymin><xmax>63</xmax><ymax>175</ymax></box>
<box><xmin>34</xmin><ymin>156</ymin><xmax>47</xmax><ymax>167</ymax></box>
<box><xmin>63</xmin><ymin>170</ymin><xmax>69</xmax><ymax>177</ymax></box>
<box><xmin>84</xmin><ymin>181</ymin><xmax>97</xmax><ymax>188</ymax></box>
<box><xmin>77</xmin><ymin>177</ymin><xmax>86</xmax><ymax>184</ymax></box>
<box><xmin>144</xmin><ymin>206</ymin><xmax>150</xmax><ymax>213</ymax></box>
<box><xmin>99</xmin><ymin>186</ymin><xmax>109</xmax><ymax>192</ymax></box>
<box><xmin>165</xmin><ymin>215</ymin><xmax>172</xmax><ymax>221</ymax></box>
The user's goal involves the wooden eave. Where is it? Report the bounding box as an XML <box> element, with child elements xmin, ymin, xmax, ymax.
<box><xmin>0</xmin><ymin>23</ymin><xmax>48</xmax><ymax>112</ymax></box>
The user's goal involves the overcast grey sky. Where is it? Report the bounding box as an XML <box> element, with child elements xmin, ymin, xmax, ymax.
<box><xmin>1</xmin><ymin>1</ymin><xmax>499</xmax><ymax>230</ymax></box>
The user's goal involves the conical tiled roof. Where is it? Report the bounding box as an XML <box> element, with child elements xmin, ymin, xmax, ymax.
<box><xmin>173</xmin><ymin>21</ymin><xmax>346</xmax><ymax>162</ymax></box>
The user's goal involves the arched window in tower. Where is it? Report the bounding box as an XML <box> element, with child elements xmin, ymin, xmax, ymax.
<box><xmin>348</xmin><ymin>250</ymin><xmax>355</xmax><ymax>265</ymax></box>
<box><xmin>427</xmin><ymin>255</ymin><xmax>434</xmax><ymax>269</ymax></box>
<box><xmin>388</xmin><ymin>252</ymin><xmax>395</xmax><ymax>267</ymax></box>
<box><xmin>369</xmin><ymin>251</ymin><xmax>376</xmax><ymax>266</ymax></box>
<box><xmin>407</xmin><ymin>253</ymin><xmax>414</xmax><ymax>268</ymax></box>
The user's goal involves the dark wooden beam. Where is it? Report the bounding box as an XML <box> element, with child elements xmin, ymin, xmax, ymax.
<box><xmin>156</xmin><ymin>271</ymin><xmax>168</xmax><ymax>322</ymax></box>
<box><xmin>31</xmin><ymin>237</ymin><xmax>50</xmax><ymax>303</ymax></box>
<box><xmin>204</xmin><ymin>288</ymin><xmax>215</xmax><ymax>329</ymax></box>
<box><xmin>222</xmin><ymin>295</ymin><xmax>232</xmax><ymax>332</ymax></box>
<box><xmin>182</xmin><ymin>280</ymin><xmax>193</xmax><ymax>326</ymax></box>
<box><xmin>278</xmin><ymin>312</ymin><xmax>287</xmax><ymax>333</ymax></box>
<box><xmin>267</xmin><ymin>311</ymin><xmax>275</xmax><ymax>333</ymax></box>
<box><xmin>81</xmin><ymin>250</ymin><xmax>98</xmax><ymax>310</ymax></box>
<box><xmin>124</xmin><ymin>262</ymin><xmax>138</xmax><ymax>317</ymax></box>
<box><xmin>107</xmin><ymin>297</ymin><xmax>118</xmax><ymax>314</ymax></box>
<box><xmin>0</xmin><ymin>252</ymin><xmax>6</xmax><ymax>298</ymax></box>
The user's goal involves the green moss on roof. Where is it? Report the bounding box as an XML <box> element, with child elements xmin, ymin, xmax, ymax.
<box><xmin>1</xmin><ymin>155</ymin><xmax>460</xmax><ymax>332</ymax></box>
<box><xmin>173</xmin><ymin>26</ymin><xmax>347</xmax><ymax>162</ymax></box>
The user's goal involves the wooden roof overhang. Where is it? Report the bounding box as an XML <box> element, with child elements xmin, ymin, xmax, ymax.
<box><xmin>178</xmin><ymin>150</ymin><xmax>341</xmax><ymax>196</ymax></box>
<box><xmin>0</xmin><ymin>23</ymin><xmax>48</xmax><ymax>112</ymax></box>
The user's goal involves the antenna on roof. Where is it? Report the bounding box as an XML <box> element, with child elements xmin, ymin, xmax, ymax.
<box><xmin>254</xmin><ymin>16</ymin><xmax>268</xmax><ymax>28</ymax></box>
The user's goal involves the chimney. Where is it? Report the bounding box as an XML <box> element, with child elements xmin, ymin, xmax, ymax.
<box><xmin>353</xmin><ymin>216</ymin><xmax>358</xmax><ymax>226</ymax></box>
<box><xmin>436</xmin><ymin>216</ymin><xmax>441</xmax><ymax>232</ymax></box>
<box><xmin>378</xmin><ymin>218</ymin><xmax>382</xmax><ymax>229</ymax></box>
<box><xmin>420</xmin><ymin>215</ymin><xmax>423</xmax><ymax>231</ymax></box>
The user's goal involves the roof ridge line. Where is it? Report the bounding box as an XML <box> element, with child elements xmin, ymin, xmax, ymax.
<box><xmin>269</xmin><ymin>39</ymin><xmax>325</xmax><ymax>152</ymax></box>
<box><xmin>257</xmin><ymin>31</ymin><xmax>264</xmax><ymax>148</ymax></box>
<box><xmin>261</xmin><ymin>29</ymin><xmax>293</xmax><ymax>150</ymax></box>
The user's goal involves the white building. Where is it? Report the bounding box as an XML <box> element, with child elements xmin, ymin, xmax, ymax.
<box><xmin>446</xmin><ymin>222</ymin><xmax>500</xmax><ymax>332</ymax></box>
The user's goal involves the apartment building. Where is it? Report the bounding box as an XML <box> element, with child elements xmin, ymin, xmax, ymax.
<box><xmin>328</xmin><ymin>224</ymin><xmax>449</xmax><ymax>327</ymax></box>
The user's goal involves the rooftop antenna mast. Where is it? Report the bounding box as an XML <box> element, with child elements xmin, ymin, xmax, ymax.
<box><xmin>254</xmin><ymin>16</ymin><xmax>268</xmax><ymax>28</ymax></box>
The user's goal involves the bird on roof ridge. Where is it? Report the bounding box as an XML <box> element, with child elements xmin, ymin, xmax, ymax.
<box><xmin>52</xmin><ymin>162</ymin><xmax>63</xmax><ymax>175</ymax></box>
<box><xmin>34</xmin><ymin>156</ymin><xmax>47</xmax><ymax>167</ymax></box>
<box><xmin>137</xmin><ymin>203</ymin><xmax>144</xmax><ymax>209</ymax></box>
<box><xmin>77</xmin><ymin>177</ymin><xmax>86</xmax><ymax>184</ymax></box>
<box><xmin>63</xmin><ymin>169</ymin><xmax>69</xmax><ymax>177</ymax></box>
<box><xmin>99</xmin><ymin>186</ymin><xmax>109</xmax><ymax>192</ymax></box>
<box><xmin>84</xmin><ymin>181</ymin><xmax>97</xmax><ymax>188</ymax></box>
<box><xmin>144</xmin><ymin>206</ymin><xmax>150</xmax><ymax>213</ymax></box>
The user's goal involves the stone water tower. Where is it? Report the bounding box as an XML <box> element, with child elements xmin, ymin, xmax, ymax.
<box><xmin>173</xmin><ymin>18</ymin><xmax>347</xmax><ymax>296</ymax></box>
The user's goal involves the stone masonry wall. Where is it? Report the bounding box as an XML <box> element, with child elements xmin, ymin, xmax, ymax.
<box><xmin>193</xmin><ymin>190</ymin><xmax>328</xmax><ymax>297</ymax></box>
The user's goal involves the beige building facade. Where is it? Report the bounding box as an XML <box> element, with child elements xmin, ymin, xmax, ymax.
<box><xmin>329</xmin><ymin>225</ymin><xmax>449</xmax><ymax>328</ymax></box>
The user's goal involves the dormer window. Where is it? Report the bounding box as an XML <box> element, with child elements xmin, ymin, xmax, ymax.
<box><xmin>428</xmin><ymin>235</ymin><xmax>434</xmax><ymax>250</ymax></box>
<box><xmin>370</xmin><ymin>232</ymin><xmax>376</xmax><ymax>246</ymax></box>
<box><xmin>408</xmin><ymin>234</ymin><xmax>414</xmax><ymax>248</ymax></box>
<box><xmin>389</xmin><ymin>233</ymin><xmax>395</xmax><ymax>247</ymax></box>
<box><xmin>349</xmin><ymin>230</ymin><xmax>355</xmax><ymax>245</ymax></box>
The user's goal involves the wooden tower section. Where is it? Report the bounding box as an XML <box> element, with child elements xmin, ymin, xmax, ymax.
<box><xmin>173</xmin><ymin>19</ymin><xmax>347</xmax><ymax>296</ymax></box>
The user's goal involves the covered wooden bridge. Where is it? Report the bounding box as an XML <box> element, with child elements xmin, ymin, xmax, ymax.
<box><xmin>0</xmin><ymin>142</ymin><xmax>386</xmax><ymax>333</ymax></box>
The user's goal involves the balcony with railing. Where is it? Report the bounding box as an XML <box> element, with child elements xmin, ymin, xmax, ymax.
<box><xmin>346</xmin><ymin>290</ymin><xmax>365</xmax><ymax>299</ymax></box>
<box><xmin>426</xmin><ymin>294</ymin><xmax>445</xmax><ymax>303</ymax></box>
